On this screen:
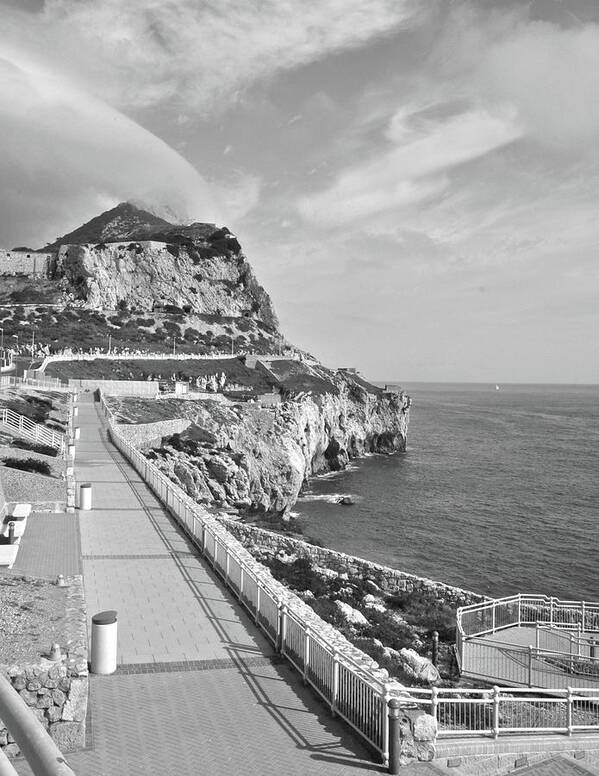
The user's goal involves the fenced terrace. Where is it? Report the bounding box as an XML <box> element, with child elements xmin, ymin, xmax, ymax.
<box><xmin>457</xmin><ymin>595</ymin><xmax>599</xmax><ymax>688</ymax></box>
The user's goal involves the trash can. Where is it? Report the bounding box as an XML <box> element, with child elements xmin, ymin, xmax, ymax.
<box><xmin>90</xmin><ymin>610</ymin><xmax>118</xmax><ymax>674</ymax></box>
<box><xmin>79</xmin><ymin>483</ymin><xmax>92</xmax><ymax>510</ymax></box>
<box><xmin>72</xmin><ymin>406</ymin><xmax>79</xmax><ymax>418</ymax></box>
<box><xmin>74</xmin><ymin>426</ymin><xmax>81</xmax><ymax>440</ymax></box>
<box><xmin>68</xmin><ymin>444</ymin><xmax>76</xmax><ymax>460</ymax></box>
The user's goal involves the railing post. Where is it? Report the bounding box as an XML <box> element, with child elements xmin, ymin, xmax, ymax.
<box><xmin>518</xmin><ymin>594</ymin><xmax>522</xmax><ymax>626</ymax></box>
<box><xmin>240</xmin><ymin>565</ymin><xmax>245</xmax><ymax>599</ymax></box>
<box><xmin>303</xmin><ymin>626</ymin><xmax>311</xmax><ymax>685</ymax></box>
<box><xmin>277</xmin><ymin>602</ymin><xmax>288</xmax><ymax>654</ymax></box>
<box><xmin>567</xmin><ymin>687</ymin><xmax>573</xmax><ymax>735</ymax></box>
<box><xmin>582</xmin><ymin>601</ymin><xmax>586</xmax><ymax>634</ymax></box>
<box><xmin>387</xmin><ymin>698</ymin><xmax>401</xmax><ymax>775</ymax></box>
<box><xmin>536</xmin><ymin>622</ymin><xmax>540</xmax><ymax>650</ymax></box>
<box><xmin>431</xmin><ymin>685</ymin><xmax>438</xmax><ymax>723</ymax></box>
<box><xmin>493</xmin><ymin>686</ymin><xmax>500</xmax><ymax>739</ymax></box>
<box><xmin>331</xmin><ymin>650</ymin><xmax>340</xmax><ymax>717</ymax></box>
<box><xmin>225</xmin><ymin>547</ymin><xmax>230</xmax><ymax>584</ymax></box>
<box><xmin>255</xmin><ymin>582</ymin><xmax>261</xmax><ymax>624</ymax></box>
<box><xmin>550</xmin><ymin>597</ymin><xmax>555</xmax><ymax>627</ymax></box>
<box><xmin>577</xmin><ymin>624</ymin><xmax>582</xmax><ymax>657</ymax></box>
<box><xmin>492</xmin><ymin>600</ymin><xmax>496</xmax><ymax>633</ymax></box>
<box><xmin>528</xmin><ymin>645</ymin><xmax>533</xmax><ymax>687</ymax></box>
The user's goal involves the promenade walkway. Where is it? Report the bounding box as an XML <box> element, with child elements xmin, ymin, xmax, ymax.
<box><xmin>11</xmin><ymin>394</ymin><xmax>395</xmax><ymax>776</ymax></box>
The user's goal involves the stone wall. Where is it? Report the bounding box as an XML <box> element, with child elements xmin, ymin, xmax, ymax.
<box><xmin>68</xmin><ymin>379</ymin><xmax>160</xmax><ymax>397</ymax></box>
<box><xmin>219</xmin><ymin>519</ymin><xmax>485</xmax><ymax>607</ymax></box>
<box><xmin>117</xmin><ymin>418</ymin><xmax>192</xmax><ymax>448</ymax></box>
<box><xmin>0</xmin><ymin>575</ymin><xmax>88</xmax><ymax>757</ymax></box>
<box><xmin>0</xmin><ymin>250</ymin><xmax>52</xmax><ymax>276</ymax></box>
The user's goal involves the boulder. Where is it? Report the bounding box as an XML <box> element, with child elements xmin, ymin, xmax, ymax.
<box><xmin>335</xmin><ymin>601</ymin><xmax>370</xmax><ymax>627</ymax></box>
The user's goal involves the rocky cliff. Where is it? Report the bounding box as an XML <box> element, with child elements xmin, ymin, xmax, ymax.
<box><xmin>56</xmin><ymin>237</ymin><xmax>277</xmax><ymax>327</ymax></box>
<box><xmin>108</xmin><ymin>370</ymin><xmax>410</xmax><ymax>514</ymax></box>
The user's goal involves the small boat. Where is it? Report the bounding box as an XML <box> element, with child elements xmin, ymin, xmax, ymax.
<box><xmin>337</xmin><ymin>495</ymin><xmax>354</xmax><ymax>506</ymax></box>
<box><xmin>495</xmin><ymin>384</ymin><xmax>500</xmax><ymax>391</ymax></box>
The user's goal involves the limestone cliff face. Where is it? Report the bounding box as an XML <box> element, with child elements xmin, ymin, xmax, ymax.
<box><xmin>55</xmin><ymin>237</ymin><xmax>277</xmax><ymax>329</ymax></box>
<box><xmin>142</xmin><ymin>377</ymin><xmax>410</xmax><ymax>514</ymax></box>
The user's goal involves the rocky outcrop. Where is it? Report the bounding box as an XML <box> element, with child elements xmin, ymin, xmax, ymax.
<box><xmin>143</xmin><ymin>373</ymin><xmax>409</xmax><ymax>513</ymax></box>
<box><xmin>55</xmin><ymin>237</ymin><xmax>277</xmax><ymax>328</ymax></box>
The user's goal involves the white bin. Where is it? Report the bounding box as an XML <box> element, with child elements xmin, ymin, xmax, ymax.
<box><xmin>90</xmin><ymin>610</ymin><xmax>118</xmax><ymax>674</ymax></box>
<box><xmin>72</xmin><ymin>406</ymin><xmax>79</xmax><ymax>418</ymax></box>
<box><xmin>79</xmin><ymin>483</ymin><xmax>92</xmax><ymax>510</ymax></box>
<box><xmin>68</xmin><ymin>444</ymin><xmax>76</xmax><ymax>460</ymax></box>
<box><xmin>74</xmin><ymin>427</ymin><xmax>81</xmax><ymax>440</ymax></box>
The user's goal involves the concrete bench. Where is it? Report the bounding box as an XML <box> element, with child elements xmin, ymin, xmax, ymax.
<box><xmin>0</xmin><ymin>537</ymin><xmax>20</xmax><ymax>567</ymax></box>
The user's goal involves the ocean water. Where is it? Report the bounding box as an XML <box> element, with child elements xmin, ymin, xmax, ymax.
<box><xmin>295</xmin><ymin>383</ymin><xmax>599</xmax><ymax>601</ymax></box>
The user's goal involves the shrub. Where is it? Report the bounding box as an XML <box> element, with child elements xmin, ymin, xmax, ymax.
<box><xmin>362</xmin><ymin>609</ymin><xmax>418</xmax><ymax>651</ymax></box>
<box><xmin>11</xmin><ymin>439</ymin><xmax>59</xmax><ymax>458</ymax></box>
<box><xmin>386</xmin><ymin>591</ymin><xmax>456</xmax><ymax>641</ymax></box>
<box><xmin>3</xmin><ymin>457</ymin><xmax>52</xmax><ymax>476</ymax></box>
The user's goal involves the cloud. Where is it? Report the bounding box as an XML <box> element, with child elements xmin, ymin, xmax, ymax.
<box><xmin>26</xmin><ymin>0</ymin><xmax>420</xmax><ymax>112</ymax></box>
<box><xmin>0</xmin><ymin>46</ymin><xmax>227</xmax><ymax>245</ymax></box>
<box><xmin>297</xmin><ymin>107</ymin><xmax>522</xmax><ymax>225</ymax></box>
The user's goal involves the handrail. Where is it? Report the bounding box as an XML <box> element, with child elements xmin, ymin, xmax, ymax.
<box><xmin>98</xmin><ymin>390</ymin><xmax>402</xmax><ymax>763</ymax></box>
<box><xmin>0</xmin><ymin>407</ymin><xmax>65</xmax><ymax>452</ymax></box>
<box><xmin>0</xmin><ymin>673</ymin><xmax>76</xmax><ymax>775</ymax></box>
<box><xmin>399</xmin><ymin>685</ymin><xmax>599</xmax><ymax>739</ymax></box>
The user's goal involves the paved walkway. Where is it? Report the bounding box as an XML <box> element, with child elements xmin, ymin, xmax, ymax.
<box><xmin>9</xmin><ymin>394</ymin><xmax>599</xmax><ymax>776</ymax></box>
<box><xmin>12</xmin><ymin>394</ymin><xmax>398</xmax><ymax>775</ymax></box>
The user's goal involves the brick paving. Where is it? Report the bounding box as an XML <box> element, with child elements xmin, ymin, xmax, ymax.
<box><xmin>10</xmin><ymin>512</ymin><xmax>81</xmax><ymax>577</ymax></box>
<box><xmin>10</xmin><ymin>394</ymin><xmax>599</xmax><ymax>776</ymax></box>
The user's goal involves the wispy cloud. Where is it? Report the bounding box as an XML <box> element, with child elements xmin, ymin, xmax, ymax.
<box><xmin>297</xmin><ymin>107</ymin><xmax>522</xmax><ymax>225</ymax></box>
<box><xmin>31</xmin><ymin>0</ymin><xmax>420</xmax><ymax>111</ymax></box>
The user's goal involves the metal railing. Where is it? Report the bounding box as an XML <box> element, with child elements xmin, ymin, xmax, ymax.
<box><xmin>457</xmin><ymin>595</ymin><xmax>599</xmax><ymax>687</ymax></box>
<box><xmin>98</xmin><ymin>391</ymin><xmax>399</xmax><ymax>763</ymax></box>
<box><xmin>0</xmin><ymin>407</ymin><xmax>66</xmax><ymax>452</ymax></box>
<box><xmin>0</xmin><ymin>673</ymin><xmax>76</xmax><ymax>775</ymax></box>
<box><xmin>401</xmin><ymin>685</ymin><xmax>599</xmax><ymax>739</ymax></box>
<box><xmin>0</xmin><ymin>375</ymin><xmax>67</xmax><ymax>392</ymax></box>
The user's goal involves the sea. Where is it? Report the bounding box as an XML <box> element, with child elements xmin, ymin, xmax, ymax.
<box><xmin>295</xmin><ymin>383</ymin><xmax>599</xmax><ymax>601</ymax></box>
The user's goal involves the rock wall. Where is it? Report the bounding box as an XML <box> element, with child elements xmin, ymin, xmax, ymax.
<box><xmin>55</xmin><ymin>241</ymin><xmax>278</xmax><ymax>328</ymax></box>
<box><xmin>118</xmin><ymin>418</ymin><xmax>192</xmax><ymax>448</ymax></box>
<box><xmin>146</xmin><ymin>378</ymin><xmax>410</xmax><ymax>514</ymax></box>
<box><xmin>0</xmin><ymin>575</ymin><xmax>88</xmax><ymax>757</ymax></box>
<box><xmin>219</xmin><ymin>519</ymin><xmax>485</xmax><ymax>607</ymax></box>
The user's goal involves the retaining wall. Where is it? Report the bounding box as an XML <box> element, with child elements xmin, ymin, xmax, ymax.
<box><xmin>68</xmin><ymin>379</ymin><xmax>160</xmax><ymax>397</ymax></box>
<box><xmin>219</xmin><ymin>519</ymin><xmax>485</xmax><ymax>608</ymax></box>
<box><xmin>0</xmin><ymin>575</ymin><xmax>88</xmax><ymax>757</ymax></box>
<box><xmin>116</xmin><ymin>418</ymin><xmax>192</xmax><ymax>448</ymax></box>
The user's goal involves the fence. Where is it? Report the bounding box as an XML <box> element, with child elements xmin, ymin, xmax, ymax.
<box><xmin>0</xmin><ymin>407</ymin><xmax>65</xmax><ymax>453</ymax></box>
<box><xmin>400</xmin><ymin>685</ymin><xmax>599</xmax><ymax>739</ymax></box>
<box><xmin>98</xmin><ymin>391</ymin><xmax>399</xmax><ymax>763</ymax></box>
<box><xmin>457</xmin><ymin>595</ymin><xmax>599</xmax><ymax>687</ymax></box>
<box><xmin>0</xmin><ymin>375</ymin><xmax>67</xmax><ymax>392</ymax></box>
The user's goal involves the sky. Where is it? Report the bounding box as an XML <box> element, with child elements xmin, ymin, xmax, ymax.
<box><xmin>1</xmin><ymin>0</ymin><xmax>598</xmax><ymax>383</ymax></box>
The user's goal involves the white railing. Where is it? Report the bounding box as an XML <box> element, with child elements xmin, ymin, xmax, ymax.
<box><xmin>98</xmin><ymin>392</ymin><xmax>400</xmax><ymax>763</ymax></box>
<box><xmin>0</xmin><ymin>375</ymin><xmax>67</xmax><ymax>392</ymax></box>
<box><xmin>0</xmin><ymin>407</ymin><xmax>66</xmax><ymax>453</ymax></box>
<box><xmin>456</xmin><ymin>595</ymin><xmax>599</xmax><ymax>686</ymax></box>
<box><xmin>458</xmin><ymin>595</ymin><xmax>599</xmax><ymax>641</ymax></box>
<box><xmin>401</xmin><ymin>686</ymin><xmax>599</xmax><ymax>739</ymax></box>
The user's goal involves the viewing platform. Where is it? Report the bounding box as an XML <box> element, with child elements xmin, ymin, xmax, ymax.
<box><xmin>457</xmin><ymin>595</ymin><xmax>599</xmax><ymax>688</ymax></box>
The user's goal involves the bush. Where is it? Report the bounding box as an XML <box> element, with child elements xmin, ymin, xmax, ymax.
<box><xmin>385</xmin><ymin>591</ymin><xmax>456</xmax><ymax>641</ymax></box>
<box><xmin>363</xmin><ymin>609</ymin><xmax>418</xmax><ymax>651</ymax></box>
<box><xmin>11</xmin><ymin>439</ymin><xmax>59</xmax><ymax>458</ymax></box>
<box><xmin>3</xmin><ymin>457</ymin><xmax>52</xmax><ymax>476</ymax></box>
